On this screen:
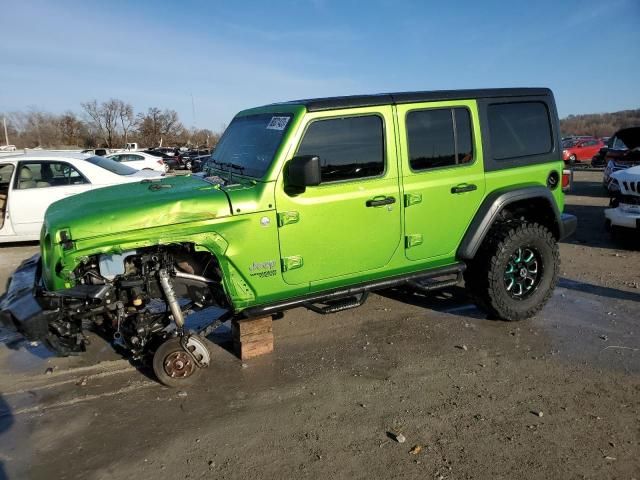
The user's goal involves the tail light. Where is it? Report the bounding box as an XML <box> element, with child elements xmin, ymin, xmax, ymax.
<box><xmin>562</xmin><ymin>169</ymin><xmax>571</xmax><ymax>191</ymax></box>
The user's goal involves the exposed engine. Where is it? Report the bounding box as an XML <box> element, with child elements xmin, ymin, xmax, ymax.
<box><xmin>45</xmin><ymin>244</ymin><xmax>227</xmax><ymax>359</ymax></box>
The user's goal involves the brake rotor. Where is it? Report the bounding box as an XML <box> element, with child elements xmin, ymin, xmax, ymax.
<box><xmin>163</xmin><ymin>350</ymin><xmax>196</xmax><ymax>378</ymax></box>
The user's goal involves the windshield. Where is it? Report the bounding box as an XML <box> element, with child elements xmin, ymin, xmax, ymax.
<box><xmin>84</xmin><ymin>156</ymin><xmax>138</xmax><ymax>175</ymax></box>
<box><xmin>208</xmin><ymin>113</ymin><xmax>293</xmax><ymax>178</ymax></box>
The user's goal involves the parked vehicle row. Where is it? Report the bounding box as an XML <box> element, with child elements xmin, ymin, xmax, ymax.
<box><xmin>79</xmin><ymin>145</ymin><xmax>213</xmax><ymax>172</ymax></box>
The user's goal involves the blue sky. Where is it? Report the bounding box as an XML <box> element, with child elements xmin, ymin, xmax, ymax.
<box><xmin>2</xmin><ymin>0</ymin><xmax>639</xmax><ymax>131</ymax></box>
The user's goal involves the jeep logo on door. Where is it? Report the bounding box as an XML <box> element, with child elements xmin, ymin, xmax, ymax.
<box><xmin>249</xmin><ymin>260</ymin><xmax>277</xmax><ymax>278</ymax></box>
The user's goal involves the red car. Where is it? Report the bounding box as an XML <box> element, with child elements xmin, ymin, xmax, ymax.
<box><xmin>562</xmin><ymin>137</ymin><xmax>604</xmax><ymax>164</ymax></box>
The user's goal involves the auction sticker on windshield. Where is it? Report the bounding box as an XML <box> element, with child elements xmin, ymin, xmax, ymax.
<box><xmin>266</xmin><ymin>116</ymin><xmax>290</xmax><ymax>130</ymax></box>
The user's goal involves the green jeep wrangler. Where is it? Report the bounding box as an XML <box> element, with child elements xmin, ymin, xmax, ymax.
<box><xmin>0</xmin><ymin>88</ymin><xmax>576</xmax><ymax>386</ymax></box>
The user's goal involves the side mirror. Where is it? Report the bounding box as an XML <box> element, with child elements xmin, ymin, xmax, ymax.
<box><xmin>287</xmin><ymin>155</ymin><xmax>321</xmax><ymax>188</ymax></box>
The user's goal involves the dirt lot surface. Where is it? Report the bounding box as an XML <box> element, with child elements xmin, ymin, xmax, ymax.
<box><xmin>0</xmin><ymin>171</ymin><xmax>638</xmax><ymax>480</ymax></box>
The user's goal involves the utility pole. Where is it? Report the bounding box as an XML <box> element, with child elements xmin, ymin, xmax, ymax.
<box><xmin>3</xmin><ymin>116</ymin><xmax>9</xmax><ymax>146</ymax></box>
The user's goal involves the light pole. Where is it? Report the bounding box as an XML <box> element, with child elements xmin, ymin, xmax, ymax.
<box><xmin>3</xmin><ymin>116</ymin><xmax>9</xmax><ymax>146</ymax></box>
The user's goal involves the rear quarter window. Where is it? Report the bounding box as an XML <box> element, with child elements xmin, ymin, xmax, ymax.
<box><xmin>488</xmin><ymin>102</ymin><xmax>553</xmax><ymax>160</ymax></box>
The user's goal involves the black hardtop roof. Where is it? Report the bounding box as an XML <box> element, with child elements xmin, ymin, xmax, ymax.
<box><xmin>272</xmin><ymin>88</ymin><xmax>552</xmax><ymax>112</ymax></box>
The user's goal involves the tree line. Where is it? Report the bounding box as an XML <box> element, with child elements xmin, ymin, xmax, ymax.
<box><xmin>560</xmin><ymin>108</ymin><xmax>640</xmax><ymax>138</ymax></box>
<box><xmin>2</xmin><ymin>99</ymin><xmax>221</xmax><ymax>149</ymax></box>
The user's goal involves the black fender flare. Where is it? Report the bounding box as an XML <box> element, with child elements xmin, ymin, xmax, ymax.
<box><xmin>457</xmin><ymin>186</ymin><xmax>576</xmax><ymax>260</ymax></box>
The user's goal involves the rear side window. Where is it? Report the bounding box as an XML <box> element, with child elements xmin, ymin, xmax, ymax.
<box><xmin>15</xmin><ymin>161</ymin><xmax>89</xmax><ymax>189</ymax></box>
<box><xmin>85</xmin><ymin>156</ymin><xmax>137</xmax><ymax>175</ymax></box>
<box><xmin>406</xmin><ymin>108</ymin><xmax>473</xmax><ymax>170</ymax></box>
<box><xmin>297</xmin><ymin>115</ymin><xmax>384</xmax><ymax>183</ymax></box>
<box><xmin>488</xmin><ymin>102</ymin><xmax>552</xmax><ymax>160</ymax></box>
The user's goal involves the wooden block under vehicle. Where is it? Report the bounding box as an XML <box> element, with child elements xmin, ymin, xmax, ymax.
<box><xmin>232</xmin><ymin>317</ymin><xmax>273</xmax><ymax>337</ymax></box>
<box><xmin>235</xmin><ymin>337</ymin><xmax>274</xmax><ymax>360</ymax></box>
<box><xmin>232</xmin><ymin>316</ymin><xmax>274</xmax><ymax>360</ymax></box>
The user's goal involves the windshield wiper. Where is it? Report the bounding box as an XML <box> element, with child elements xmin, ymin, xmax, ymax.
<box><xmin>221</xmin><ymin>161</ymin><xmax>245</xmax><ymax>184</ymax></box>
<box><xmin>206</xmin><ymin>158</ymin><xmax>246</xmax><ymax>184</ymax></box>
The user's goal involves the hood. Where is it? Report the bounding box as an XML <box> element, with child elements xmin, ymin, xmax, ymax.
<box><xmin>611</xmin><ymin>166</ymin><xmax>640</xmax><ymax>197</ymax></box>
<box><xmin>615</xmin><ymin>127</ymin><xmax>640</xmax><ymax>150</ymax></box>
<box><xmin>44</xmin><ymin>175</ymin><xmax>232</xmax><ymax>241</ymax></box>
<box><xmin>612</xmin><ymin>165</ymin><xmax>640</xmax><ymax>181</ymax></box>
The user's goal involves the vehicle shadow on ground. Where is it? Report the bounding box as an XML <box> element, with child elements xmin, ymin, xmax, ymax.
<box><xmin>377</xmin><ymin>286</ymin><xmax>486</xmax><ymax>319</ymax></box>
<box><xmin>562</xmin><ymin>203</ymin><xmax>639</xmax><ymax>251</ymax></box>
<box><xmin>565</xmin><ymin>178</ymin><xmax>608</xmax><ymax>199</ymax></box>
<box><xmin>0</xmin><ymin>395</ymin><xmax>13</xmax><ymax>480</ymax></box>
<box><xmin>380</xmin><ymin>276</ymin><xmax>640</xmax><ymax>317</ymax></box>
<box><xmin>558</xmin><ymin>277</ymin><xmax>640</xmax><ymax>303</ymax></box>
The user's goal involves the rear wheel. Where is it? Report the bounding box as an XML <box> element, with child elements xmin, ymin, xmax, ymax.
<box><xmin>153</xmin><ymin>337</ymin><xmax>204</xmax><ymax>387</ymax></box>
<box><xmin>465</xmin><ymin>221</ymin><xmax>559</xmax><ymax>321</ymax></box>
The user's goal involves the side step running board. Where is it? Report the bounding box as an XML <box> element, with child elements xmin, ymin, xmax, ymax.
<box><xmin>243</xmin><ymin>262</ymin><xmax>466</xmax><ymax>318</ymax></box>
<box><xmin>407</xmin><ymin>272</ymin><xmax>463</xmax><ymax>293</ymax></box>
<box><xmin>304</xmin><ymin>292</ymin><xmax>369</xmax><ymax>315</ymax></box>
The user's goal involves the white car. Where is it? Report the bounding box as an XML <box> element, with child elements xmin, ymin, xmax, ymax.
<box><xmin>0</xmin><ymin>145</ymin><xmax>16</xmax><ymax>152</ymax></box>
<box><xmin>605</xmin><ymin>165</ymin><xmax>640</xmax><ymax>232</ymax></box>
<box><xmin>106</xmin><ymin>151</ymin><xmax>169</xmax><ymax>173</ymax></box>
<box><xmin>0</xmin><ymin>154</ymin><xmax>162</xmax><ymax>243</ymax></box>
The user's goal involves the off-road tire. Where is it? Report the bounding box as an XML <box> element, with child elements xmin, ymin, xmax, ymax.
<box><xmin>152</xmin><ymin>337</ymin><xmax>203</xmax><ymax>387</ymax></box>
<box><xmin>464</xmin><ymin>221</ymin><xmax>559</xmax><ymax>321</ymax></box>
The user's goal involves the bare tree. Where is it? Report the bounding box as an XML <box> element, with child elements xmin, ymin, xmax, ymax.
<box><xmin>58</xmin><ymin>111</ymin><xmax>85</xmax><ymax>146</ymax></box>
<box><xmin>0</xmin><ymin>101</ymin><xmax>225</xmax><ymax>150</ymax></box>
<box><xmin>81</xmin><ymin>99</ymin><xmax>121</xmax><ymax>147</ymax></box>
<box><xmin>137</xmin><ymin>108</ymin><xmax>184</xmax><ymax>147</ymax></box>
<box><xmin>115</xmin><ymin>100</ymin><xmax>135</xmax><ymax>145</ymax></box>
<box><xmin>185</xmin><ymin>127</ymin><xmax>219</xmax><ymax>148</ymax></box>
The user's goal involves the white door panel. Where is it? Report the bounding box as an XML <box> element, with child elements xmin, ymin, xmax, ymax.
<box><xmin>9</xmin><ymin>184</ymin><xmax>92</xmax><ymax>236</ymax></box>
<box><xmin>9</xmin><ymin>161</ymin><xmax>92</xmax><ymax>237</ymax></box>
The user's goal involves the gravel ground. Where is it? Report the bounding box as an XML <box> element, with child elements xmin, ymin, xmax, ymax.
<box><xmin>0</xmin><ymin>170</ymin><xmax>638</xmax><ymax>480</ymax></box>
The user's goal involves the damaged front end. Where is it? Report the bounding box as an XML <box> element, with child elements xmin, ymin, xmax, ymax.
<box><xmin>1</xmin><ymin>245</ymin><xmax>229</xmax><ymax>384</ymax></box>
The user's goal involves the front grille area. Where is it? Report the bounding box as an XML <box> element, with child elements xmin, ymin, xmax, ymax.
<box><xmin>622</xmin><ymin>181</ymin><xmax>638</xmax><ymax>193</ymax></box>
<box><xmin>619</xmin><ymin>194</ymin><xmax>640</xmax><ymax>206</ymax></box>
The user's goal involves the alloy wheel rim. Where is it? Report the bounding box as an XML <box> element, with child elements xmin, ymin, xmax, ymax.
<box><xmin>504</xmin><ymin>247</ymin><xmax>541</xmax><ymax>299</ymax></box>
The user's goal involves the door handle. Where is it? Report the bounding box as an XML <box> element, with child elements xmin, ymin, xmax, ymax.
<box><xmin>451</xmin><ymin>183</ymin><xmax>477</xmax><ymax>194</ymax></box>
<box><xmin>366</xmin><ymin>196</ymin><xmax>396</xmax><ymax>207</ymax></box>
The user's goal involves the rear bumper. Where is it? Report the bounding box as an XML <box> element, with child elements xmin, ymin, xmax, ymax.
<box><xmin>0</xmin><ymin>255</ymin><xmax>53</xmax><ymax>340</ymax></box>
<box><xmin>559</xmin><ymin>213</ymin><xmax>577</xmax><ymax>240</ymax></box>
